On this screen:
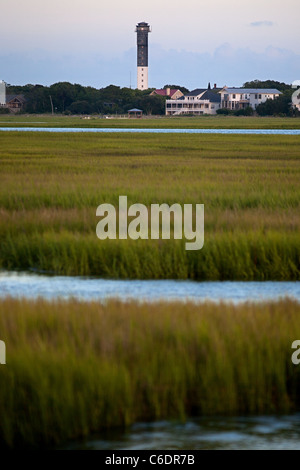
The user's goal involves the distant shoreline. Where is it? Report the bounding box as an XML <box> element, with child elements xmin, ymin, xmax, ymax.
<box><xmin>0</xmin><ymin>114</ymin><xmax>300</xmax><ymax>130</ymax></box>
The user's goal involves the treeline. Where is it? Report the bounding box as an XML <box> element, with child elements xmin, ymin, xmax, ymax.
<box><xmin>7</xmin><ymin>82</ymin><xmax>172</xmax><ymax>115</ymax></box>
<box><xmin>7</xmin><ymin>79</ymin><xmax>299</xmax><ymax>116</ymax></box>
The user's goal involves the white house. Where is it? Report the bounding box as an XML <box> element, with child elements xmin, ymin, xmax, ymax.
<box><xmin>292</xmin><ymin>85</ymin><xmax>300</xmax><ymax>111</ymax></box>
<box><xmin>219</xmin><ymin>87</ymin><xmax>282</xmax><ymax>110</ymax></box>
<box><xmin>166</xmin><ymin>88</ymin><xmax>221</xmax><ymax>115</ymax></box>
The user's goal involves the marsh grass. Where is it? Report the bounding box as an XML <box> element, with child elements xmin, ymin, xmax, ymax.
<box><xmin>1</xmin><ymin>231</ymin><xmax>299</xmax><ymax>280</ymax></box>
<box><xmin>0</xmin><ymin>114</ymin><xmax>300</xmax><ymax>129</ymax></box>
<box><xmin>0</xmin><ymin>132</ymin><xmax>299</xmax><ymax>279</ymax></box>
<box><xmin>0</xmin><ymin>297</ymin><xmax>299</xmax><ymax>448</ymax></box>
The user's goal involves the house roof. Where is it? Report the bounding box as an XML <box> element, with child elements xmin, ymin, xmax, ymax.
<box><xmin>153</xmin><ymin>89</ymin><xmax>181</xmax><ymax>97</ymax></box>
<box><xmin>174</xmin><ymin>88</ymin><xmax>221</xmax><ymax>102</ymax></box>
<box><xmin>221</xmin><ymin>88</ymin><xmax>282</xmax><ymax>95</ymax></box>
<box><xmin>6</xmin><ymin>94</ymin><xmax>26</xmax><ymax>103</ymax></box>
<box><xmin>200</xmin><ymin>90</ymin><xmax>221</xmax><ymax>103</ymax></box>
<box><xmin>185</xmin><ymin>89</ymin><xmax>207</xmax><ymax>97</ymax></box>
<box><xmin>128</xmin><ymin>108</ymin><xmax>143</xmax><ymax>112</ymax></box>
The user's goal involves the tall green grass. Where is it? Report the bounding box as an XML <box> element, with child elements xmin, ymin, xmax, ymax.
<box><xmin>0</xmin><ymin>132</ymin><xmax>299</xmax><ymax>279</ymax></box>
<box><xmin>0</xmin><ymin>297</ymin><xmax>299</xmax><ymax>449</ymax></box>
<box><xmin>1</xmin><ymin>231</ymin><xmax>299</xmax><ymax>279</ymax></box>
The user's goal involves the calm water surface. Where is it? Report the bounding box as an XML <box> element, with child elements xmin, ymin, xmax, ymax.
<box><xmin>0</xmin><ymin>127</ymin><xmax>300</xmax><ymax>135</ymax></box>
<box><xmin>0</xmin><ymin>271</ymin><xmax>299</xmax><ymax>303</ymax></box>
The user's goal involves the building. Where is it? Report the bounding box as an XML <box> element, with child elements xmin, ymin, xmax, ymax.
<box><xmin>150</xmin><ymin>88</ymin><xmax>184</xmax><ymax>100</ymax></box>
<box><xmin>0</xmin><ymin>80</ymin><xmax>6</xmax><ymax>105</ymax></box>
<box><xmin>292</xmin><ymin>83</ymin><xmax>300</xmax><ymax>111</ymax></box>
<box><xmin>135</xmin><ymin>21</ymin><xmax>151</xmax><ymax>90</ymax></box>
<box><xmin>128</xmin><ymin>108</ymin><xmax>143</xmax><ymax>118</ymax></box>
<box><xmin>0</xmin><ymin>81</ymin><xmax>26</xmax><ymax>112</ymax></box>
<box><xmin>6</xmin><ymin>94</ymin><xmax>26</xmax><ymax>112</ymax></box>
<box><xmin>165</xmin><ymin>88</ymin><xmax>221</xmax><ymax>116</ymax></box>
<box><xmin>292</xmin><ymin>91</ymin><xmax>300</xmax><ymax>111</ymax></box>
<box><xmin>219</xmin><ymin>87</ymin><xmax>282</xmax><ymax>110</ymax></box>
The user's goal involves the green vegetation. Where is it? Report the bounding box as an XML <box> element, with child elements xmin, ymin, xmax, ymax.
<box><xmin>7</xmin><ymin>80</ymin><xmax>300</xmax><ymax>117</ymax></box>
<box><xmin>242</xmin><ymin>79</ymin><xmax>292</xmax><ymax>92</ymax></box>
<box><xmin>217</xmin><ymin>106</ymin><xmax>254</xmax><ymax>116</ymax></box>
<box><xmin>256</xmin><ymin>94</ymin><xmax>297</xmax><ymax>117</ymax></box>
<box><xmin>0</xmin><ymin>297</ymin><xmax>299</xmax><ymax>449</ymax></box>
<box><xmin>0</xmin><ymin>114</ymin><xmax>300</xmax><ymax>128</ymax></box>
<box><xmin>0</xmin><ymin>131</ymin><xmax>299</xmax><ymax>279</ymax></box>
<box><xmin>7</xmin><ymin>82</ymin><xmax>167</xmax><ymax>115</ymax></box>
<box><xmin>6</xmin><ymin>79</ymin><xmax>299</xmax><ymax>116</ymax></box>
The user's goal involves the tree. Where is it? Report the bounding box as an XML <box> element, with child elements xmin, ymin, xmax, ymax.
<box><xmin>67</xmin><ymin>100</ymin><xmax>92</xmax><ymax>114</ymax></box>
<box><xmin>234</xmin><ymin>106</ymin><xmax>254</xmax><ymax>116</ymax></box>
<box><xmin>49</xmin><ymin>82</ymin><xmax>76</xmax><ymax>112</ymax></box>
<box><xmin>25</xmin><ymin>85</ymin><xmax>51</xmax><ymax>113</ymax></box>
<box><xmin>256</xmin><ymin>93</ymin><xmax>292</xmax><ymax>116</ymax></box>
<box><xmin>242</xmin><ymin>79</ymin><xmax>291</xmax><ymax>93</ymax></box>
<box><xmin>130</xmin><ymin>94</ymin><xmax>165</xmax><ymax>115</ymax></box>
<box><xmin>216</xmin><ymin>108</ymin><xmax>232</xmax><ymax>115</ymax></box>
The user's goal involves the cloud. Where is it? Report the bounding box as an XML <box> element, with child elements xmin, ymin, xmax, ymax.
<box><xmin>250</xmin><ymin>21</ymin><xmax>274</xmax><ymax>27</ymax></box>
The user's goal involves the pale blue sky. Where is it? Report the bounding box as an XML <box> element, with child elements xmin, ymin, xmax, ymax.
<box><xmin>0</xmin><ymin>0</ymin><xmax>299</xmax><ymax>89</ymax></box>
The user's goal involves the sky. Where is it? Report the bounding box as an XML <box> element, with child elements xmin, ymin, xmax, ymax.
<box><xmin>0</xmin><ymin>0</ymin><xmax>299</xmax><ymax>90</ymax></box>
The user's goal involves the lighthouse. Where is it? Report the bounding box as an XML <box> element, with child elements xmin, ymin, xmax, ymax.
<box><xmin>135</xmin><ymin>22</ymin><xmax>151</xmax><ymax>90</ymax></box>
<box><xmin>0</xmin><ymin>80</ymin><xmax>6</xmax><ymax>105</ymax></box>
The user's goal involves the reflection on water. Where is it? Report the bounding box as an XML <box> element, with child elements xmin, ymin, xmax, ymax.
<box><xmin>65</xmin><ymin>414</ymin><xmax>300</xmax><ymax>450</ymax></box>
<box><xmin>0</xmin><ymin>271</ymin><xmax>300</xmax><ymax>304</ymax></box>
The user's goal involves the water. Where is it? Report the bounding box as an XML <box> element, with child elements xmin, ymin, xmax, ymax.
<box><xmin>0</xmin><ymin>127</ymin><xmax>300</xmax><ymax>135</ymax></box>
<box><xmin>0</xmin><ymin>271</ymin><xmax>299</xmax><ymax>304</ymax></box>
<box><xmin>66</xmin><ymin>414</ymin><xmax>300</xmax><ymax>450</ymax></box>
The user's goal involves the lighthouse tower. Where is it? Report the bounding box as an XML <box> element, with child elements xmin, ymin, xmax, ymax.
<box><xmin>135</xmin><ymin>22</ymin><xmax>151</xmax><ymax>90</ymax></box>
<box><xmin>0</xmin><ymin>80</ymin><xmax>6</xmax><ymax>105</ymax></box>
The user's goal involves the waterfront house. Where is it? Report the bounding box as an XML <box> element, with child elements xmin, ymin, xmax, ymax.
<box><xmin>165</xmin><ymin>88</ymin><xmax>221</xmax><ymax>115</ymax></box>
<box><xmin>219</xmin><ymin>87</ymin><xmax>282</xmax><ymax>110</ymax></box>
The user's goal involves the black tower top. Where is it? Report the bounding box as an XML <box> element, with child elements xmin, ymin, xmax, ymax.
<box><xmin>135</xmin><ymin>22</ymin><xmax>151</xmax><ymax>67</ymax></box>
